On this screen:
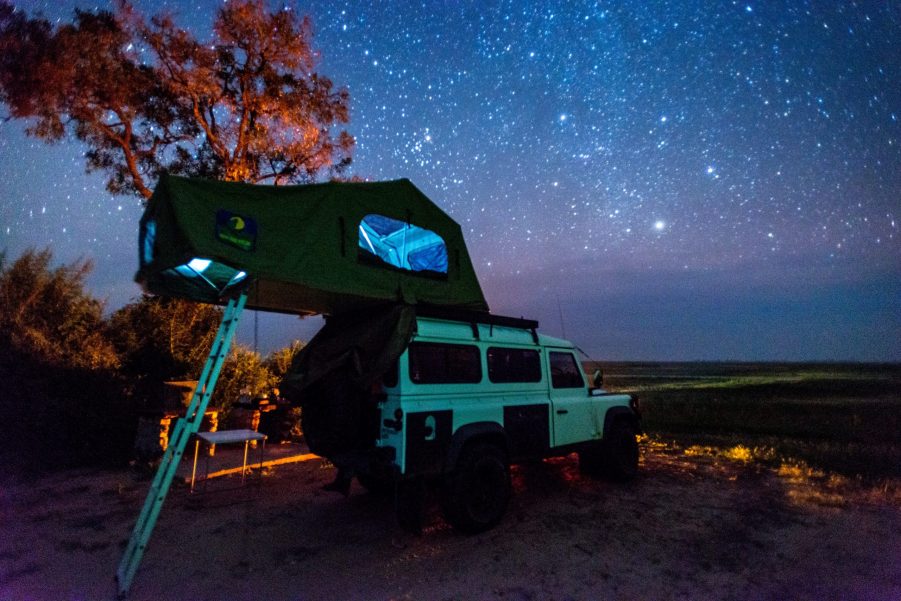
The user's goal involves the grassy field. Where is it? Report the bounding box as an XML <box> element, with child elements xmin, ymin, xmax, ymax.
<box><xmin>588</xmin><ymin>362</ymin><xmax>901</xmax><ymax>480</ymax></box>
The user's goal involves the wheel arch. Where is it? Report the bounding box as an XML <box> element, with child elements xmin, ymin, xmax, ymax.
<box><xmin>444</xmin><ymin>421</ymin><xmax>509</xmax><ymax>473</ymax></box>
<box><xmin>602</xmin><ymin>404</ymin><xmax>641</xmax><ymax>438</ymax></box>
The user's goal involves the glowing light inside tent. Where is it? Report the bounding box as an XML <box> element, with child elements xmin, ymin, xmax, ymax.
<box><xmin>188</xmin><ymin>258</ymin><xmax>212</xmax><ymax>272</ymax></box>
<box><xmin>142</xmin><ymin>220</ymin><xmax>156</xmax><ymax>264</ymax></box>
<box><xmin>169</xmin><ymin>257</ymin><xmax>247</xmax><ymax>294</ymax></box>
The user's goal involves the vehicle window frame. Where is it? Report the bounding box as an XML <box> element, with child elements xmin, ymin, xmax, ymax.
<box><xmin>407</xmin><ymin>341</ymin><xmax>482</xmax><ymax>384</ymax></box>
<box><xmin>487</xmin><ymin>346</ymin><xmax>542</xmax><ymax>383</ymax></box>
<box><xmin>549</xmin><ymin>351</ymin><xmax>584</xmax><ymax>389</ymax></box>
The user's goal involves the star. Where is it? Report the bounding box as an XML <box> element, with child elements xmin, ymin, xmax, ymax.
<box><xmin>0</xmin><ymin>0</ymin><xmax>898</xmax><ymax>361</ymax></box>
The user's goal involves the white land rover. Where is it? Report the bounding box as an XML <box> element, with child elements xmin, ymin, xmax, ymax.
<box><xmin>331</xmin><ymin>307</ymin><xmax>642</xmax><ymax>533</ymax></box>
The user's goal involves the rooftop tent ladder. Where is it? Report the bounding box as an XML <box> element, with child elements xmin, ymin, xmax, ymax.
<box><xmin>117</xmin><ymin>291</ymin><xmax>248</xmax><ymax>597</ymax></box>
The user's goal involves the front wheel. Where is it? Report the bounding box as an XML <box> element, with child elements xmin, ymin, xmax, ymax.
<box><xmin>601</xmin><ymin>421</ymin><xmax>639</xmax><ymax>482</ymax></box>
<box><xmin>441</xmin><ymin>442</ymin><xmax>511</xmax><ymax>534</ymax></box>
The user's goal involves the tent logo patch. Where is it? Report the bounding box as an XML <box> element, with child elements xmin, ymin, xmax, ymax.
<box><xmin>216</xmin><ymin>210</ymin><xmax>257</xmax><ymax>251</ymax></box>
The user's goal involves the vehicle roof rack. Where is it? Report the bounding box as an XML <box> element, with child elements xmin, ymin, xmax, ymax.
<box><xmin>415</xmin><ymin>304</ymin><xmax>540</xmax><ymax>343</ymax></box>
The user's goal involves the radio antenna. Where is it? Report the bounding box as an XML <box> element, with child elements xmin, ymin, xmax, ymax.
<box><xmin>556</xmin><ymin>294</ymin><xmax>567</xmax><ymax>340</ymax></box>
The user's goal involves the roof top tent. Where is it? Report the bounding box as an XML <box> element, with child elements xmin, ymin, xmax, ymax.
<box><xmin>136</xmin><ymin>174</ymin><xmax>488</xmax><ymax>315</ymax></box>
<box><xmin>121</xmin><ymin>174</ymin><xmax>492</xmax><ymax>596</ymax></box>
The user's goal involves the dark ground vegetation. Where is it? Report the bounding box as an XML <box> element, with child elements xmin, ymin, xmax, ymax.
<box><xmin>593</xmin><ymin>361</ymin><xmax>901</xmax><ymax>481</ymax></box>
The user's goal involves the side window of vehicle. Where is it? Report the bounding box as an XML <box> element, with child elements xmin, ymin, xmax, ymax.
<box><xmin>408</xmin><ymin>342</ymin><xmax>481</xmax><ymax>384</ymax></box>
<box><xmin>549</xmin><ymin>352</ymin><xmax>584</xmax><ymax>388</ymax></box>
<box><xmin>487</xmin><ymin>347</ymin><xmax>542</xmax><ymax>383</ymax></box>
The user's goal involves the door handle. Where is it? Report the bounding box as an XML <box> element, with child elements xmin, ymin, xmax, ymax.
<box><xmin>556</xmin><ymin>409</ymin><xmax>569</xmax><ymax>415</ymax></box>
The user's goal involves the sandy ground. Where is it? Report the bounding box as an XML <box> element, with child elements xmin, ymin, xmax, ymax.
<box><xmin>2</xmin><ymin>441</ymin><xmax>899</xmax><ymax>601</ymax></box>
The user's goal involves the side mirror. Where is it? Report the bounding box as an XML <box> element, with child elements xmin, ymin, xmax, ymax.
<box><xmin>592</xmin><ymin>369</ymin><xmax>603</xmax><ymax>389</ymax></box>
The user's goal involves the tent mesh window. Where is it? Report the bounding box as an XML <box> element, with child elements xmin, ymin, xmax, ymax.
<box><xmin>358</xmin><ymin>214</ymin><xmax>448</xmax><ymax>275</ymax></box>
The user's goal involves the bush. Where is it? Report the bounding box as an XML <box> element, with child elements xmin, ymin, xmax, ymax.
<box><xmin>108</xmin><ymin>295</ymin><xmax>222</xmax><ymax>384</ymax></box>
<box><xmin>263</xmin><ymin>340</ymin><xmax>305</xmax><ymax>384</ymax></box>
<box><xmin>0</xmin><ymin>248</ymin><xmax>118</xmax><ymax>370</ymax></box>
<box><xmin>108</xmin><ymin>297</ymin><xmax>299</xmax><ymax>416</ymax></box>
<box><xmin>214</xmin><ymin>342</ymin><xmax>306</xmax><ymax>435</ymax></box>
<box><xmin>0</xmin><ymin>248</ymin><xmax>129</xmax><ymax>470</ymax></box>
<box><xmin>213</xmin><ymin>344</ymin><xmax>272</xmax><ymax>413</ymax></box>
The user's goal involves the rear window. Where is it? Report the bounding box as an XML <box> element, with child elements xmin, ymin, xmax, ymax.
<box><xmin>549</xmin><ymin>352</ymin><xmax>584</xmax><ymax>388</ymax></box>
<box><xmin>408</xmin><ymin>342</ymin><xmax>481</xmax><ymax>384</ymax></box>
<box><xmin>487</xmin><ymin>347</ymin><xmax>542</xmax><ymax>383</ymax></box>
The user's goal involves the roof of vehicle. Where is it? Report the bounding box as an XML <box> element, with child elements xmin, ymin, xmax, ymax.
<box><xmin>536</xmin><ymin>332</ymin><xmax>575</xmax><ymax>349</ymax></box>
<box><xmin>413</xmin><ymin>309</ymin><xmax>575</xmax><ymax>350</ymax></box>
<box><xmin>135</xmin><ymin>174</ymin><xmax>488</xmax><ymax>315</ymax></box>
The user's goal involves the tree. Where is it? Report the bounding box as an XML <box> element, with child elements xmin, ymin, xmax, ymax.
<box><xmin>107</xmin><ymin>295</ymin><xmax>223</xmax><ymax>383</ymax></box>
<box><xmin>263</xmin><ymin>340</ymin><xmax>305</xmax><ymax>383</ymax></box>
<box><xmin>0</xmin><ymin>0</ymin><xmax>354</xmax><ymax>200</ymax></box>
<box><xmin>213</xmin><ymin>345</ymin><xmax>272</xmax><ymax>411</ymax></box>
<box><xmin>0</xmin><ymin>248</ymin><xmax>130</xmax><ymax>468</ymax></box>
<box><xmin>0</xmin><ymin>248</ymin><xmax>118</xmax><ymax>370</ymax></box>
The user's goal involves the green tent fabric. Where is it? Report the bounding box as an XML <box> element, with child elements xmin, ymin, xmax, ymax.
<box><xmin>279</xmin><ymin>303</ymin><xmax>417</xmax><ymax>458</ymax></box>
<box><xmin>136</xmin><ymin>174</ymin><xmax>488</xmax><ymax>315</ymax></box>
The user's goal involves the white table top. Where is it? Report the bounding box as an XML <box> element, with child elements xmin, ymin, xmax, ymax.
<box><xmin>196</xmin><ymin>429</ymin><xmax>267</xmax><ymax>444</ymax></box>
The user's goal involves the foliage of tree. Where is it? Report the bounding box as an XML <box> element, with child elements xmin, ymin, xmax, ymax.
<box><xmin>263</xmin><ymin>340</ymin><xmax>306</xmax><ymax>384</ymax></box>
<box><xmin>212</xmin><ymin>345</ymin><xmax>272</xmax><ymax>411</ymax></box>
<box><xmin>107</xmin><ymin>298</ymin><xmax>303</xmax><ymax>414</ymax></box>
<box><xmin>107</xmin><ymin>295</ymin><xmax>222</xmax><ymax>383</ymax></box>
<box><xmin>0</xmin><ymin>248</ymin><xmax>118</xmax><ymax>370</ymax></box>
<box><xmin>0</xmin><ymin>0</ymin><xmax>354</xmax><ymax>200</ymax></box>
<box><xmin>0</xmin><ymin>248</ymin><xmax>129</xmax><ymax>469</ymax></box>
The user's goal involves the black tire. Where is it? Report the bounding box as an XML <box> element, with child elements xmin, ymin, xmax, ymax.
<box><xmin>441</xmin><ymin>442</ymin><xmax>511</xmax><ymax>534</ymax></box>
<box><xmin>577</xmin><ymin>441</ymin><xmax>605</xmax><ymax>477</ymax></box>
<box><xmin>601</xmin><ymin>420</ymin><xmax>639</xmax><ymax>482</ymax></box>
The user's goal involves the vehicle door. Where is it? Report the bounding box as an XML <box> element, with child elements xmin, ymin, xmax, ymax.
<box><xmin>547</xmin><ymin>350</ymin><xmax>600</xmax><ymax>447</ymax></box>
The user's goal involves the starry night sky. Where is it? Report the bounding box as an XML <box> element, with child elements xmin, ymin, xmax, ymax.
<box><xmin>1</xmin><ymin>0</ymin><xmax>899</xmax><ymax>361</ymax></box>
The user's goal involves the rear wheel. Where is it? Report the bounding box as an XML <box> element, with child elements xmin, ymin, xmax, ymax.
<box><xmin>442</xmin><ymin>442</ymin><xmax>511</xmax><ymax>534</ymax></box>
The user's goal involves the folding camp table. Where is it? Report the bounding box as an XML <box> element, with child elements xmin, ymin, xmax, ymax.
<box><xmin>189</xmin><ymin>429</ymin><xmax>267</xmax><ymax>493</ymax></box>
